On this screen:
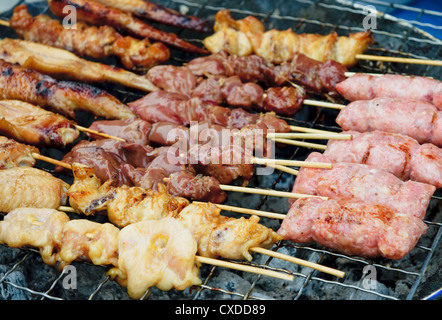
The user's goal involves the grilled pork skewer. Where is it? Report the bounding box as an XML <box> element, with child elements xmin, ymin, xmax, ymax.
<box><xmin>92</xmin><ymin>0</ymin><xmax>212</xmax><ymax>32</ymax></box>
<box><xmin>335</xmin><ymin>98</ymin><xmax>442</xmax><ymax>147</ymax></box>
<box><xmin>323</xmin><ymin>130</ymin><xmax>442</xmax><ymax>189</ymax></box>
<box><xmin>0</xmin><ymin>39</ymin><xmax>158</xmax><ymax>92</ymax></box>
<box><xmin>0</xmin><ymin>59</ymin><xmax>136</xmax><ymax>120</ymax></box>
<box><xmin>290</xmin><ymin>152</ymin><xmax>436</xmax><ymax>220</ymax></box>
<box><xmin>203</xmin><ymin>10</ymin><xmax>373</xmax><ymax>66</ymax></box>
<box><xmin>48</xmin><ymin>0</ymin><xmax>209</xmax><ymax>55</ymax></box>
<box><xmin>0</xmin><ymin>100</ymin><xmax>79</xmax><ymax>148</ymax></box>
<box><xmin>9</xmin><ymin>4</ymin><xmax>170</xmax><ymax>72</ymax></box>
<box><xmin>146</xmin><ymin>64</ymin><xmax>305</xmax><ymax>116</ymax></box>
<box><xmin>278</xmin><ymin>197</ymin><xmax>427</xmax><ymax>260</ymax></box>
<box><xmin>336</xmin><ymin>73</ymin><xmax>442</xmax><ymax>110</ymax></box>
<box><xmin>187</xmin><ymin>50</ymin><xmax>348</xmax><ymax>97</ymax></box>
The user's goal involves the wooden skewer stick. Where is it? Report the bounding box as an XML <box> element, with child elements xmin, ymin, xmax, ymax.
<box><xmin>32</xmin><ymin>153</ymin><xmax>72</xmax><ymax>170</ymax></box>
<box><xmin>163</xmin><ymin>178</ymin><xmax>328</xmax><ymax>200</ymax></box>
<box><xmin>303</xmin><ymin>99</ymin><xmax>345</xmax><ymax>110</ymax></box>
<box><xmin>196</xmin><ymin>256</ymin><xmax>294</xmax><ymax>281</ymax></box>
<box><xmin>193</xmin><ymin>202</ymin><xmax>345</xmax><ymax>278</ymax></box>
<box><xmin>289</xmin><ymin>125</ymin><xmax>338</xmax><ymax>134</ymax></box>
<box><xmin>356</xmin><ymin>54</ymin><xmax>442</xmax><ymax>67</ymax></box>
<box><xmin>262</xmin><ymin>162</ymin><xmax>299</xmax><ymax>176</ymax></box>
<box><xmin>75</xmin><ymin>125</ymin><xmax>126</xmax><ymax>142</ymax></box>
<box><xmin>250</xmin><ymin>157</ymin><xmax>332</xmax><ymax>169</ymax></box>
<box><xmin>0</xmin><ymin>19</ymin><xmax>9</xmax><ymax>27</ymax></box>
<box><xmin>272</xmin><ymin>138</ymin><xmax>327</xmax><ymax>151</ymax></box>
<box><xmin>267</xmin><ymin>133</ymin><xmax>351</xmax><ymax>140</ymax></box>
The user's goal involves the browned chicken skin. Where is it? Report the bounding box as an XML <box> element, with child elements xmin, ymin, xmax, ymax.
<box><xmin>0</xmin><ymin>135</ymin><xmax>39</xmax><ymax>169</ymax></box>
<box><xmin>10</xmin><ymin>4</ymin><xmax>170</xmax><ymax>72</ymax></box>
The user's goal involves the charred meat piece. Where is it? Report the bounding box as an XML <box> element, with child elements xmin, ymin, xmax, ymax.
<box><xmin>92</xmin><ymin>0</ymin><xmax>211</xmax><ymax>32</ymax></box>
<box><xmin>48</xmin><ymin>0</ymin><xmax>209</xmax><ymax>55</ymax></box>
<box><xmin>0</xmin><ymin>100</ymin><xmax>79</xmax><ymax>148</ymax></box>
<box><xmin>0</xmin><ymin>59</ymin><xmax>135</xmax><ymax>120</ymax></box>
<box><xmin>10</xmin><ymin>4</ymin><xmax>170</xmax><ymax>72</ymax></box>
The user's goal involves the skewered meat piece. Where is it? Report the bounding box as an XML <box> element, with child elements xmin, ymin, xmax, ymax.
<box><xmin>0</xmin><ymin>39</ymin><xmax>158</xmax><ymax>92</ymax></box>
<box><xmin>48</xmin><ymin>0</ymin><xmax>209</xmax><ymax>55</ymax></box>
<box><xmin>0</xmin><ymin>208</ymin><xmax>70</xmax><ymax>265</ymax></box>
<box><xmin>0</xmin><ymin>167</ymin><xmax>70</xmax><ymax>213</ymax></box>
<box><xmin>92</xmin><ymin>0</ymin><xmax>211</xmax><ymax>32</ymax></box>
<box><xmin>335</xmin><ymin>98</ymin><xmax>442</xmax><ymax>147</ymax></box>
<box><xmin>187</xmin><ymin>51</ymin><xmax>347</xmax><ymax>96</ymax></box>
<box><xmin>109</xmin><ymin>218</ymin><xmax>201</xmax><ymax>299</ymax></box>
<box><xmin>0</xmin><ymin>59</ymin><xmax>135</xmax><ymax>120</ymax></box>
<box><xmin>291</xmin><ymin>152</ymin><xmax>436</xmax><ymax>220</ymax></box>
<box><xmin>88</xmin><ymin>119</ymin><xmax>152</xmax><ymax>145</ymax></box>
<box><xmin>58</xmin><ymin>219</ymin><xmax>120</xmax><ymax>269</ymax></box>
<box><xmin>128</xmin><ymin>90</ymin><xmax>291</xmax><ymax>133</ymax></box>
<box><xmin>175</xmin><ymin>203</ymin><xmax>282</xmax><ymax>261</ymax></box>
<box><xmin>0</xmin><ymin>100</ymin><xmax>79</xmax><ymax>148</ymax></box>
<box><xmin>278</xmin><ymin>197</ymin><xmax>427</xmax><ymax>260</ymax></box>
<box><xmin>10</xmin><ymin>4</ymin><xmax>170</xmax><ymax>72</ymax></box>
<box><xmin>0</xmin><ymin>136</ymin><xmax>39</xmax><ymax>169</ymax></box>
<box><xmin>203</xmin><ymin>10</ymin><xmax>373</xmax><ymax>66</ymax></box>
<box><xmin>146</xmin><ymin>64</ymin><xmax>305</xmax><ymax>115</ymax></box>
<box><xmin>336</xmin><ymin>73</ymin><xmax>442</xmax><ymax>110</ymax></box>
<box><xmin>323</xmin><ymin>130</ymin><xmax>442</xmax><ymax>188</ymax></box>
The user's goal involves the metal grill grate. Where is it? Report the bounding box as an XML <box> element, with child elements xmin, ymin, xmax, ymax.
<box><xmin>0</xmin><ymin>0</ymin><xmax>441</xmax><ymax>300</ymax></box>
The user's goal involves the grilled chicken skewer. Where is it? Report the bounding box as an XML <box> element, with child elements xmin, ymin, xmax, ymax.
<box><xmin>0</xmin><ymin>59</ymin><xmax>136</xmax><ymax>120</ymax></box>
<box><xmin>92</xmin><ymin>0</ymin><xmax>212</xmax><ymax>32</ymax></box>
<box><xmin>0</xmin><ymin>100</ymin><xmax>79</xmax><ymax>148</ymax></box>
<box><xmin>9</xmin><ymin>4</ymin><xmax>170</xmax><ymax>72</ymax></box>
<box><xmin>0</xmin><ymin>136</ymin><xmax>39</xmax><ymax>169</ymax></box>
<box><xmin>0</xmin><ymin>39</ymin><xmax>158</xmax><ymax>92</ymax></box>
<box><xmin>48</xmin><ymin>0</ymin><xmax>209</xmax><ymax>55</ymax></box>
<box><xmin>203</xmin><ymin>9</ymin><xmax>373</xmax><ymax>66</ymax></box>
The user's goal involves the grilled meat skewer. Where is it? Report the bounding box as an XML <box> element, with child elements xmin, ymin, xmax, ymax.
<box><xmin>0</xmin><ymin>38</ymin><xmax>159</xmax><ymax>92</ymax></box>
<box><xmin>0</xmin><ymin>100</ymin><xmax>79</xmax><ymax>148</ymax></box>
<box><xmin>0</xmin><ymin>136</ymin><xmax>39</xmax><ymax>169</ymax></box>
<box><xmin>0</xmin><ymin>59</ymin><xmax>136</xmax><ymax>120</ymax></box>
<box><xmin>323</xmin><ymin>130</ymin><xmax>442</xmax><ymax>188</ymax></box>
<box><xmin>203</xmin><ymin>9</ymin><xmax>373</xmax><ymax>66</ymax></box>
<box><xmin>10</xmin><ymin>4</ymin><xmax>170</xmax><ymax>72</ymax></box>
<box><xmin>92</xmin><ymin>0</ymin><xmax>212</xmax><ymax>32</ymax></box>
<box><xmin>48</xmin><ymin>0</ymin><xmax>209</xmax><ymax>55</ymax></box>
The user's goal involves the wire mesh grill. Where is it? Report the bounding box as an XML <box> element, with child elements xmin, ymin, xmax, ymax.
<box><xmin>0</xmin><ymin>0</ymin><xmax>441</xmax><ymax>300</ymax></box>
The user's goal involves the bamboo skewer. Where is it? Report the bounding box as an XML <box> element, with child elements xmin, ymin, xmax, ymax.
<box><xmin>219</xmin><ymin>184</ymin><xmax>328</xmax><ymax>200</ymax></box>
<box><xmin>303</xmin><ymin>99</ymin><xmax>345</xmax><ymax>110</ymax></box>
<box><xmin>267</xmin><ymin>133</ymin><xmax>351</xmax><ymax>140</ymax></box>
<box><xmin>272</xmin><ymin>138</ymin><xmax>327</xmax><ymax>150</ymax></box>
<box><xmin>356</xmin><ymin>54</ymin><xmax>442</xmax><ymax>67</ymax></box>
<box><xmin>32</xmin><ymin>153</ymin><xmax>72</xmax><ymax>170</ymax></box>
<box><xmin>75</xmin><ymin>125</ymin><xmax>126</xmax><ymax>142</ymax></box>
<box><xmin>250</xmin><ymin>157</ymin><xmax>332</xmax><ymax>169</ymax></box>
<box><xmin>289</xmin><ymin>125</ymin><xmax>338</xmax><ymax>134</ymax></box>
<box><xmin>262</xmin><ymin>162</ymin><xmax>299</xmax><ymax>176</ymax></box>
<box><xmin>196</xmin><ymin>256</ymin><xmax>294</xmax><ymax>281</ymax></box>
<box><xmin>193</xmin><ymin>202</ymin><xmax>287</xmax><ymax>220</ymax></box>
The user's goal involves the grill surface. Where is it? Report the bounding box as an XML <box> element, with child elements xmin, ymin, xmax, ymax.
<box><xmin>0</xmin><ymin>0</ymin><xmax>441</xmax><ymax>300</ymax></box>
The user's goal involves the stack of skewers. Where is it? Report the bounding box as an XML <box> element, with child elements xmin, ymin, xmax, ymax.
<box><xmin>0</xmin><ymin>0</ymin><xmax>440</xmax><ymax>300</ymax></box>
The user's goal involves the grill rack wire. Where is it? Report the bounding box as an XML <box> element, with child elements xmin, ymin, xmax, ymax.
<box><xmin>0</xmin><ymin>0</ymin><xmax>441</xmax><ymax>300</ymax></box>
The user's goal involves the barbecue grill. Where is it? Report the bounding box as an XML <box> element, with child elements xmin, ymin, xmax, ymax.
<box><xmin>0</xmin><ymin>0</ymin><xmax>441</xmax><ymax>300</ymax></box>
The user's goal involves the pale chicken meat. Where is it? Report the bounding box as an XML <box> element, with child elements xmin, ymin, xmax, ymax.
<box><xmin>175</xmin><ymin>203</ymin><xmax>282</xmax><ymax>261</ymax></box>
<box><xmin>0</xmin><ymin>136</ymin><xmax>39</xmax><ymax>169</ymax></box>
<box><xmin>108</xmin><ymin>218</ymin><xmax>201</xmax><ymax>299</ymax></box>
<box><xmin>278</xmin><ymin>197</ymin><xmax>428</xmax><ymax>260</ymax></box>
<box><xmin>203</xmin><ymin>10</ymin><xmax>373</xmax><ymax>66</ymax></box>
<box><xmin>58</xmin><ymin>219</ymin><xmax>120</xmax><ymax>269</ymax></box>
<box><xmin>0</xmin><ymin>208</ymin><xmax>70</xmax><ymax>265</ymax></box>
<box><xmin>0</xmin><ymin>100</ymin><xmax>79</xmax><ymax>148</ymax></box>
<box><xmin>0</xmin><ymin>39</ymin><xmax>159</xmax><ymax>92</ymax></box>
<box><xmin>0</xmin><ymin>167</ymin><xmax>70</xmax><ymax>213</ymax></box>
